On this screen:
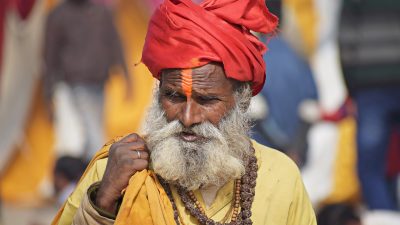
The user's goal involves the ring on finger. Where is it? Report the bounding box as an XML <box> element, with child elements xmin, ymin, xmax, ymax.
<box><xmin>135</xmin><ymin>150</ymin><xmax>141</xmax><ymax>159</ymax></box>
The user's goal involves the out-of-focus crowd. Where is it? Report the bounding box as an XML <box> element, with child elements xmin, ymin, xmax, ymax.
<box><xmin>0</xmin><ymin>0</ymin><xmax>399</xmax><ymax>225</ymax></box>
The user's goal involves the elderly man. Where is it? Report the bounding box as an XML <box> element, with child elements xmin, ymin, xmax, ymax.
<box><xmin>52</xmin><ymin>0</ymin><xmax>316</xmax><ymax>224</ymax></box>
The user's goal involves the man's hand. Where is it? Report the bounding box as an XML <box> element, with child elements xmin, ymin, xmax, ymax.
<box><xmin>95</xmin><ymin>133</ymin><xmax>149</xmax><ymax>214</ymax></box>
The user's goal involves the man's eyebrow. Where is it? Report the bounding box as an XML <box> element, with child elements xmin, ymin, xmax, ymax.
<box><xmin>161</xmin><ymin>86</ymin><xmax>183</xmax><ymax>95</ymax></box>
<box><xmin>161</xmin><ymin>86</ymin><xmax>175</xmax><ymax>93</ymax></box>
<box><xmin>162</xmin><ymin>69</ymin><xmax>181</xmax><ymax>77</ymax></box>
<box><xmin>191</xmin><ymin>89</ymin><xmax>221</xmax><ymax>97</ymax></box>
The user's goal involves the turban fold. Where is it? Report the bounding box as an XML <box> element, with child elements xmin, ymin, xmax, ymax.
<box><xmin>142</xmin><ymin>0</ymin><xmax>278</xmax><ymax>95</ymax></box>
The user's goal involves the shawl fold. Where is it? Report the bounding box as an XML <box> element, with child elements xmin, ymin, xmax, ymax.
<box><xmin>52</xmin><ymin>138</ymin><xmax>176</xmax><ymax>225</ymax></box>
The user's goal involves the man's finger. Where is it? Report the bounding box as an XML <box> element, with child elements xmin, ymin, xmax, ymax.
<box><xmin>132</xmin><ymin>159</ymin><xmax>149</xmax><ymax>171</ymax></box>
<box><xmin>126</xmin><ymin>140</ymin><xmax>148</xmax><ymax>152</ymax></box>
<box><xmin>132</xmin><ymin>150</ymin><xmax>149</xmax><ymax>160</ymax></box>
<box><xmin>120</xmin><ymin>149</ymin><xmax>149</xmax><ymax>161</ymax></box>
<box><xmin>120</xmin><ymin>133</ymin><xmax>140</xmax><ymax>143</ymax></box>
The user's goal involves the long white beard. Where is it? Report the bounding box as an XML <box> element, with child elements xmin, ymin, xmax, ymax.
<box><xmin>143</xmin><ymin>90</ymin><xmax>252</xmax><ymax>190</ymax></box>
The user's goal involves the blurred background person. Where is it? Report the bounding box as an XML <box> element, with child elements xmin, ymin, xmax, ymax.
<box><xmin>53</xmin><ymin>156</ymin><xmax>86</xmax><ymax>205</ymax></box>
<box><xmin>339</xmin><ymin>0</ymin><xmax>400</xmax><ymax>222</ymax></box>
<box><xmin>43</xmin><ymin>0</ymin><xmax>132</xmax><ymax>161</ymax></box>
<box><xmin>317</xmin><ymin>203</ymin><xmax>362</xmax><ymax>225</ymax></box>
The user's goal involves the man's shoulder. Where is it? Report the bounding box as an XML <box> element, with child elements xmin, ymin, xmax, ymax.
<box><xmin>251</xmin><ymin>139</ymin><xmax>304</xmax><ymax>203</ymax></box>
<box><xmin>251</xmin><ymin>139</ymin><xmax>301</xmax><ymax>178</ymax></box>
<box><xmin>250</xmin><ymin>140</ymin><xmax>317</xmax><ymax>225</ymax></box>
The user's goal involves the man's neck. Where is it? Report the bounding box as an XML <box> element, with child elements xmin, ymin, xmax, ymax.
<box><xmin>199</xmin><ymin>183</ymin><xmax>225</xmax><ymax>209</ymax></box>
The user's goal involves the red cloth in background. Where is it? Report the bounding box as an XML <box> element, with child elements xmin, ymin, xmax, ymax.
<box><xmin>142</xmin><ymin>0</ymin><xmax>278</xmax><ymax>96</ymax></box>
<box><xmin>387</xmin><ymin>128</ymin><xmax>400</xmax><ymax>178</ymax></box>
<box><xmin>0</xmin><ymin>0</ymin><xmax>35</xmax><ymax>72</ymax></box>
<box><xmin>14</xmin><ymin>0</ymin><xmax>36</xmax><ymax>20</ymax></box>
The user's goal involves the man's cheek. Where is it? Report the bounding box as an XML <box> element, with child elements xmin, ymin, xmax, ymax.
<box><xmin>206</xmin><ymin>106</ymin><xmax>228</xmax><ymax>125</ymax></box>
<box><xmin>160</xmin><ymin>99</ymin><xmax>172</xmax><ymax>113</ymax></box>
<box><xmin>162</xmin><ymin>103</ymin><xmax>179</xmax><ymax>121</ymax></box>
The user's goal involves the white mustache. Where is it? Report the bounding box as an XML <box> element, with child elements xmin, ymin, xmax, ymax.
<box><xmin>146</xmin><ymin>119</ymin><xmax>228</xmax><ymax>149</ymax></box>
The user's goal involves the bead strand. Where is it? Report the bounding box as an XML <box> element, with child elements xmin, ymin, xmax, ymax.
<box><xmin>177</xmin><ymin>147</ymin><xmax>258</xmax><ymax>225</ymax></box>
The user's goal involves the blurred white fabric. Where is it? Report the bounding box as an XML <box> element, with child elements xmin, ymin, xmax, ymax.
<box><xmin>362</xmin><ymin>210</ymin><xmax>400</xmax><ymax>225</ymax></box>
<box><xmin>70</xmin><ymin>84</ymin><xmax>105</xmax><ymax>158</ymax></box>
<box><xmin>53</xmin><ymin>82</ymin><xmax>105</xmax><ymax>159</ymax></box>
<box><xmin>53</xmin><ymin>82</ymin><xmax>85</xmax><ymax>157</ymax></box>
<box><xmin>310</xmin><ymin>0</ymin><xmax>347</xmax><ymax>114</ymax></box>
<box><xmin>302</xmin><ymin>122</ymin><xmax>339</xmax><ymax>206</ymax></box>
<box><xmin>248</xmin><ymin>94</ymin><xmax>268</xmax><ymax>121</ymax></box>
<box><xmin>310</xmin><ymin>41</ymin><xmax>347</xmax><ymax>114</ymax></box>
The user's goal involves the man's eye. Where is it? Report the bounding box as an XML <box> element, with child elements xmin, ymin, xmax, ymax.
<box><xmin>197</xmin><ymin>96</ymin><xmax>219</xmax><ymax>104</ymax></box>
<box><xmin>164</xmin><ymin>91</ymin><xmax>185</xmax><ymax>101</ymax></box>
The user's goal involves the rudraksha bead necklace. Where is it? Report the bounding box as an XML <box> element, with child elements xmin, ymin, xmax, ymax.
<box><xmin>184</xmin><ymin>179</ymin><xmax>242</xmax><ymax>223</ymax></box>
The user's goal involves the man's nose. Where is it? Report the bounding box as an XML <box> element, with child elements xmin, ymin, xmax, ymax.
<box><xmin>180</xmin><ymin>99</ymin><xmax>203</xmax><ymax>128</ymax></box>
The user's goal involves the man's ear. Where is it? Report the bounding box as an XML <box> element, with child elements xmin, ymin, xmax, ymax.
<box><xmin>242</xmin><ymin>98</ymin><xmax>251</xmax><ymax>111</ymax></box>
<box><xmin>237</xmin><ymin>95</ymin><xmax>251</xmax><ymax>112</ymax></box>
<box><xmin>233</xmin><ymin>81</ymin><xmax>252</xmax><ymax>112</ymax></box>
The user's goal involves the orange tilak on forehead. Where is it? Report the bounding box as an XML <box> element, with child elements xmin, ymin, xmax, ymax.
<box><xmin>181</xmin><ymin>69</ymin><xmax>193</xmax><ymax>98</ymax></box>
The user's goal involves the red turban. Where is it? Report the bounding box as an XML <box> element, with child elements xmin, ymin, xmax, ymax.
<box><xmin>142</xmin><ymin>0</ymin><xmax>278</xmax><ymax>95</ymax></box>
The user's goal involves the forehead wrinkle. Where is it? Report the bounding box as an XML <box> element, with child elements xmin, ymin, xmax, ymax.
<box><xmin>162</xmin><ymin>71</ymin><xmax>183</xmax><ymax>88</ymax></box>
<box><xmin>191</xmin><ymin>76</ymin><xmax>233</xmax><ymax>95</ymax></box>
<box><xmin>191</xmin><ymin>64</ymin><xmax>215</xmax><ymax>77</ymax></box>
<box><xmin>191</xmin><ymin>74</ymin><xmax>221</xmax><ymax>83</ymax></box>
<box><xmin>191</xmin><ymin>65</ymin><xmax>230</xmax><ymax>91</ymax></box>
<box><xmin>162</xmin><ymin>63</ymin><xmax>231</xmax><ymax>93</ymax></box>
<box><xmin>191</xmin><ymin>63</ymin><xmax>220</xmax><ymax>80</ymax></box>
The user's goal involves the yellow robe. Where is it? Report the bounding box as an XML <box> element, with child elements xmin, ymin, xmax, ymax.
<box><xmin>54</xmin><ymin>140</ymin><xmax>316</xmax><ymax>225</ymax></box>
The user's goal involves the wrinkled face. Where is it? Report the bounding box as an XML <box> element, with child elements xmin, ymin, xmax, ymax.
<box><xmin>160</xmin><ymin>63</ymin><xmax>237</xmax><ymax>142</ymax></box>
<box><xmin>144</xmin><ymin>63</ymin><xmax>253</xmax><ymax>190</ymax></box>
